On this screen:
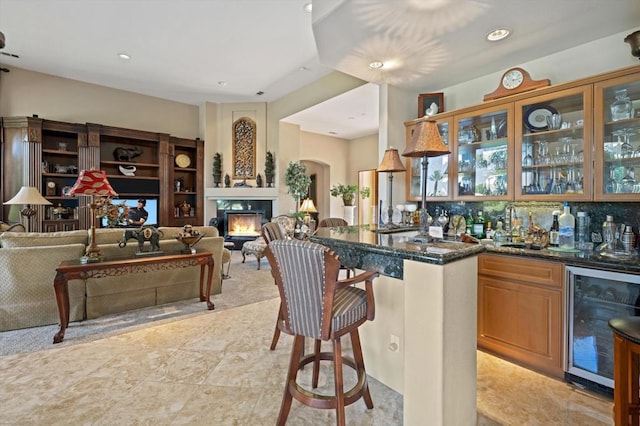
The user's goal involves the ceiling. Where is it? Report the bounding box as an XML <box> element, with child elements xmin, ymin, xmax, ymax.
<box><xmin>1</xmin><ymin>0</ymin><xmax>639</xmax><ymax>140</ymax></box>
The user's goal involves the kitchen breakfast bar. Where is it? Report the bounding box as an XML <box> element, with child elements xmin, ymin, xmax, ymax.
<box><xmin>310</xmin><ymin>226</ymin><xmax>484</xmax><ymax>426</ymax></box>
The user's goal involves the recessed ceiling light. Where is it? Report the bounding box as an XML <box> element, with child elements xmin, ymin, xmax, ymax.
<box><xmin>299</xmin><ymin>66</ymin><xmax>310</xmax><ymax>71</ymax></box>
<box><xmin>303</xmin><ymin>3</ymin><xmax>312</xmax><ymax>13</ymax></box>
<box><xmin>368</xmin><ymin>61</ymin><xmax>384</xmax><ymax>70</ymax></box>
<box><xmin>217</xmin><ymin>81</ymin><xmax>227</xmax><ymax>86</ymax></box>
<box><xmin>486</xmin><ymin>28</ymin><xmax>511</xmax><ymax>42</ymax></box>
<box><xmin>118</xmin><ymin>53</ymin><xmax>131</xmax><ymax>60</ymax></box>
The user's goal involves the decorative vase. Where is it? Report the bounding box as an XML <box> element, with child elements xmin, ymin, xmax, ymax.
<box><xmin>343</xmin><ymin>196</ymin><xmax>355</xmax><ymax>206</ymax></box>
<box><xmin>224</xmin><ymin>173</ymin><xmax>231</xmax><ymax>188</ymax></box>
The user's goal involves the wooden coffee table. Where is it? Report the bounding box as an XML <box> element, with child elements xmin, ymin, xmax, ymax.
<box><xmin>53</xmin><ymin>250</ymin><xmax>214</xmax><ymax>343</ymax></box>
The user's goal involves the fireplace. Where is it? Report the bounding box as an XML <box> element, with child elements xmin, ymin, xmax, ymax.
<box><xmin>224</xmin><ymin>209</ymin><xmax>266</xmax><ymax>249</ymax></box>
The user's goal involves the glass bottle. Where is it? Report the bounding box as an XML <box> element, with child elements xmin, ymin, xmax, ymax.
<box><xmin>466</xmin><ymin>209</ymin><xmax>474</xmax><ymax>236</ymax></box>
<box><xmin>485</xmin><ymin>221</ymin><xmax>494</xmax><ymax>239</ymax></box>
<box><xmin>558</xmin><ymin>202</ymin><xmax>575</xmax><ymax>250</ymax></box>
<box><xmin>549</xmin><ymin>211</ymin><xmax>560</xmax><ymax>247</ymax></box>
<box><xmin>511</xmin><ymin>216</ymin><xmax>522</xmax><ymax>243</ymax></box>
<box><xmin>576</xmin><ymin>212</ymin><xmax>590</xmax><ymax>249</ymax></box>
<box><xmin>473</xmin><ymin>210</ymin><xmax>485</xmax><ymax>239</ymax></box>
<box><xmin>610</xmin><ymin>89</ymin><xmax>635</xmax><ymax>121</ymax></box>
<box><xmin>622</xmin><ymin>225</ymin><xmax>636</xmax><ymax>253</ymax></box>
<box><xmin>493</xmin><ymin>221</ymin><xmax>506</xmax><ymax>246</ymax></box>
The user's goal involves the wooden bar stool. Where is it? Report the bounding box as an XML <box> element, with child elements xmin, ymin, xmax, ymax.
<box><xmin>609</xmin><ymin>317</ymin><xmax>640</xmax><ymax>425</ymax></box>
<box><xmin>266</xmin><ymin>239</ymin><xmax>379</xmax><ymax>425</ymax></box>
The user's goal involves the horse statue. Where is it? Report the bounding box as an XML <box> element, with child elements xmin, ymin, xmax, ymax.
<box><xmin>113</xmin><ymin>146</ymin><xmax>143</xmax><ymax>162</ymax></box>
<box><xmin>118</xmin><ymin>226</ymin><xmax>163</xmax><ymax>254</ymax></box>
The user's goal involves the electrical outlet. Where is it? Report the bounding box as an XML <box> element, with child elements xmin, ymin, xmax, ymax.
<box><xmin>388</xmin><ymin>334</ymin><xmax>400</xmax><ymax>352</ymax></box>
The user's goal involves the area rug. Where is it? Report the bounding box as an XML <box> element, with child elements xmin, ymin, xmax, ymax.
<box><xmin>0</xmin><ymin>253</ymin><xmax>278</xmax><ymax>356</ymax></box>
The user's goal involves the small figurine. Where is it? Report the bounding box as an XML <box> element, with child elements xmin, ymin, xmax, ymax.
<box><xmin>224</xmin><ymin>173</ymin><xmax>231</xmax><ymax>188</ymax></box>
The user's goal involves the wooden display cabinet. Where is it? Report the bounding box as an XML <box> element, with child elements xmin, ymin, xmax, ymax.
<box><xmin>169</xmin><ymin>136</ymin><xmax>204</xmax><ymax>227</ymax></box>
<box><xmin>514</xmin><ymin>85</ymin><xmax>593</xmax><ymax>201</ymax></box>
<box><xmin>594</xmin><ymin>72</ymin><xmax>640</xmax><ymax>201</ymax></box>
<box><xmin>477</xmin><ymin>253</ymin><xmax>564</xmax><ymax>378</ymax></box>
<box><xmin>452</xmin><ymin>103</ymin><xmax>514</xmax><ymax>201</ymax></box>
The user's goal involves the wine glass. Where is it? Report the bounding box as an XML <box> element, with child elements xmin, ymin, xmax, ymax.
<box><xmin>522</xmin><ymin>143</ymin><xmax>534</xmax><ymax>167</ymax></box>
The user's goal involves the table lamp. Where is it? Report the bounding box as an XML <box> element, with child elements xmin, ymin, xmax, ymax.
<box><xmin>299</xmin><ymin>198</ymin><xmax>318</xmax><ymax>233</ymax></box>
<box><xmin>402</xmin><ymin>120</ymin><xmax>450</xmax><ymax>241</ymax></box>
<box><xmin>68</xmin><ymin>170</ymin><xmax>118</xmax><ymax>263</ymax></box>
<box><xmin>376</xmin><ymin>147</ymin><xmax>406</xmax><ymax>228</ymax></box>
<box><xmin>3</xmin><ymin>186</ymin><xmax>52</xmax><ymax>231</ymax></box>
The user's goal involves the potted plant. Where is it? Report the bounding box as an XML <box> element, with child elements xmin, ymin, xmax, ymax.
<box><xmin>212</xmin><ymin>152</ymin><xmax>222</xmax><ymax>187</ymax></box>
<box><xmin>264</xmin><ymin>151</ymin><xmax>275</xmax><ymax>187</ymax></box>
<box><xmin>360</xmin><ymin>186</ymin><xmax>371</xmax><ymax>199</ymax></box>
<box><xmin>330</xmin><ymin>183</ymin><xmax>358</xmax><ymax>206</ymax></box>
<box><xmin>284</xmin><ymin>161</ymin><xmax>311</xmax><ymax>209</ymax></box>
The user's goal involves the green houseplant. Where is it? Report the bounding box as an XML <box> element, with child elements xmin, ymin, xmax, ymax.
<box><xmin>330</xmin><ymin>183</ymin><xmax>358</xmax><ymax>206</ymax></box>
<box><xmin>212</xmin><ymin>152</ymin><xmax>222</xmax><ymax>187</ymax></box>
<box><xmin>284</xmin><ymin>161</ymin><xmax>311</xmax><ymax>208</ymax></box>
<box><xmin>264</xmin><ymin>151</ymin><xmax>275</xmax><ymax>187</ymax></box>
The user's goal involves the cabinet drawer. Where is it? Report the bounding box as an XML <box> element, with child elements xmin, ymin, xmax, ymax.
<box><xmin>478</xmin><ymin>253</ymin><xmax>563</xmax><ymax>289</ymax></box>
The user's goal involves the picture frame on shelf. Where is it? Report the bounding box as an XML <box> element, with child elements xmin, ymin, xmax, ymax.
<box><xmin>418</xmin><ymin>93</ymin><xmax>444</xmax><ymax>118</ymax></box>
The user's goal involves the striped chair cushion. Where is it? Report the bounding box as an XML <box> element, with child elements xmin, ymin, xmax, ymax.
<box><xmin>331</xmin><ymin>286</ymin><xmax>368</xmax><ymax>332</ymax></box>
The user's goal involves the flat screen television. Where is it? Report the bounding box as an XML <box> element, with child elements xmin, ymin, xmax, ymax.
<box><xmin>99</xmin><ymin>197</ymin><xmax>159</xmax><ymax>228</ymax></box>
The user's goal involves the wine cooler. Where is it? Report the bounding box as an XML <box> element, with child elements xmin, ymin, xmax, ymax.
<box><xmin>566</xmin><ymin>266</ymin><xmax>640</xmax><ymax>392</ymax></box>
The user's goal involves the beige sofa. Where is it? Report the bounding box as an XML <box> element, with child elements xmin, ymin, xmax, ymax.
<box><xmin>0</xmin><ymin>226</ymin><xmax>226</xmax><ymax>332</ymax></box>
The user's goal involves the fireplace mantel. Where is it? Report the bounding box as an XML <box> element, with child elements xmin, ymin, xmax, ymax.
<box><xmin>205</xmin><ymin>187</ymin><xmax>278</xmax><ymax>201</ymax></box>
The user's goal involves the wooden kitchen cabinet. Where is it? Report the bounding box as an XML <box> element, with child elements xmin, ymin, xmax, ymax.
<box><xmin>514</xmin><ymin>85</ymin><xmax>593</xmax><ymax>201</ymax></box>
<box><xmin>594</xmin><ymin>72</ymin><xmax>640</xmax><ymax>201</ymax></box>
<box><xmin>477</xmin><ymin>253</ymin><xmax>565</xmax><ymax>378</ymax></box>
<box><xmin>404</xmin><ymin>63</ymin><xmax>640</xmax><ymax>203</ymax></box>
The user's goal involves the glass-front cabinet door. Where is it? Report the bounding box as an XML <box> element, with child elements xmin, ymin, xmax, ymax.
<box><xmin>514</xmin><ymin>85</ymin><xmax>592</xmax><ymax>201</ymax></box>
<box><xmin>405</xmin><ymin>116</ymin><xmax>453</xmax><ymax>201</ymax></box>
<box><xmin>453</xmin><ymin>104</ymin><xmax>513</xmax><ymax>200</ymax></box>
<box><xmin>594</xmin><ymin>74</ymin><xmax>640</xmax><ymax>201</ymax></box>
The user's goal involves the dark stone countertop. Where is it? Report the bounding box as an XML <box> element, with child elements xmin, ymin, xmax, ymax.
<box><xmin>310</xmin><ymin>225</ymin><xmax>640</xmax><ymax>278</ymax></box>
<box><xmin>310</xmin><ymin>226</ymin><xmax>484</xmax><ymax>279</ymax></box>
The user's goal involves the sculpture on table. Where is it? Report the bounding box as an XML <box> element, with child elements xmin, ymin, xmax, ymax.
<box><xmin>119</xmin><ymin>226</ymin><xmax>163</xmax><ymax>255</ymax></box>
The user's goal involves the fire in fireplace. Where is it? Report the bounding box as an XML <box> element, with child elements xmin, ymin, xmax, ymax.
<box><xmin>227</xmin><ymin>212</ymin><xmax>262</xmax><ymax>237</ymax></box>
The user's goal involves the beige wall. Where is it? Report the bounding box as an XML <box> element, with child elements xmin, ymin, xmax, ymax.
<box><xmin>300</xmin><ymin>130</ymin><xmax>350</xmax><ymax>218</ymax></box>
<box><xmin>0</xmin><ymin>67</ymin><xmax>199</xmax><ymax>138</ymax></box>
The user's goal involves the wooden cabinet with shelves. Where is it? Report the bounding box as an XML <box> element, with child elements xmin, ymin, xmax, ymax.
<box><xmin>514</xmin><ymin>85</ymin><xmax>593</xmax><ymax>201</ymax></box>
<box><xmin>404</xmin><ymin>63</ymin><xmax>640</xmax><ymax>203</ymax></box>
<box><xmin>168</xmin><ymin>136</ymin><xmax>204</xmax><ymax>226</ymax></box>
<box><xmin>2</xmin><ymin>117</ymin><xmax>204</xmax><ymax>231</ymax></box>
<box><xmin>453</xmin><ymin>104</ymin><xmax>513</xmax><ymax>201</ymax></box>
<box><xmin>0</xmin><ymin>116</ymin><xmax>90</xmax><ymax>231</ymax></box>
<box><xmin>477</xmin><ymin>253</ymin><xmax>564</xmax><ymax>378</ymax></box>
<box><xmin>594</xmin><ymin>73</ymin><xmax>640</xmax><ymax>201</ymax></box>
<box><xmin>405</xmin><ymin>116</ymin><xmax>453</xmax><ymax>201</ymax></box>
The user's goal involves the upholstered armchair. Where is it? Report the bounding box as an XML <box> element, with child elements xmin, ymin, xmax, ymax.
<box><xmin>241</xmin><ymin>215</ymin><xmax>295</xmax><ymax>269</ymax></box>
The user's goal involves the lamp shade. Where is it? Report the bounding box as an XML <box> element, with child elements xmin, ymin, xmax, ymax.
<box><xmin>69</xmin><ymin>170</ymin><xmax>118</xmax><ymax>197</ymax></box>
<box><xmin>377</xmin><ymin>147</ymin><xmax>406</xmax><ymax>173</ymax></box>
<box><xmin>299</xmin><ymin>198</ymin><xmax>318</xmax><ymax>213</ymax></box>
<box><xmin>402</xmin><ymin>120</ymin><xmax>451</xmax><ymax>158</ymax></box>
<box><xmin>4</xmin><ymin>186</ymin><xmax>52</xmax><ymax>206</ymax></box>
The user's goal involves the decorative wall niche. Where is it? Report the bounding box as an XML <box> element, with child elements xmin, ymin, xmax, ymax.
<box><xmin>232</xmin><ymin>117</ymin><xmax>256</xmax><ymax>179</ymax></box>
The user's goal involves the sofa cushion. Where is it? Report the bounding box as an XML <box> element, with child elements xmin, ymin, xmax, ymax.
<box><xmin>0</xmin><ymin>230</ymin><xmax>88</xmax><ymax>248</ymax></box>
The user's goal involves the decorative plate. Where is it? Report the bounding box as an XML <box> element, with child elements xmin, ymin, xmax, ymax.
<box><xmin>175</xmin><ymin>154</ymin><xmax>191</xmax><ymax>168</ymax></box>
<box><xmin>524</xmin><ymin>104</ymin><xmax>558</xmax><ymax>132</ymax></box>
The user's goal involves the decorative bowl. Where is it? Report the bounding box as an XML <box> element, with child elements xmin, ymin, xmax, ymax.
<box><xmin>175</xmin><ymin>234</ymin><xmax>203</xmax><ymax>253</ymax></box>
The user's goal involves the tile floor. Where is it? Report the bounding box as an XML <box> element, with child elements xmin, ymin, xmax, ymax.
<box><xmin>0</xmin><ymin>295</ymin><xmax>615</xmax><ymax>425</ymax></box>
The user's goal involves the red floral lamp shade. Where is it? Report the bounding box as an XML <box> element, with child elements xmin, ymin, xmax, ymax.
<box><xmin>69</xmin><ymin>170</ymin><xmax>118</xmax><ymax>197</ymax></box>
